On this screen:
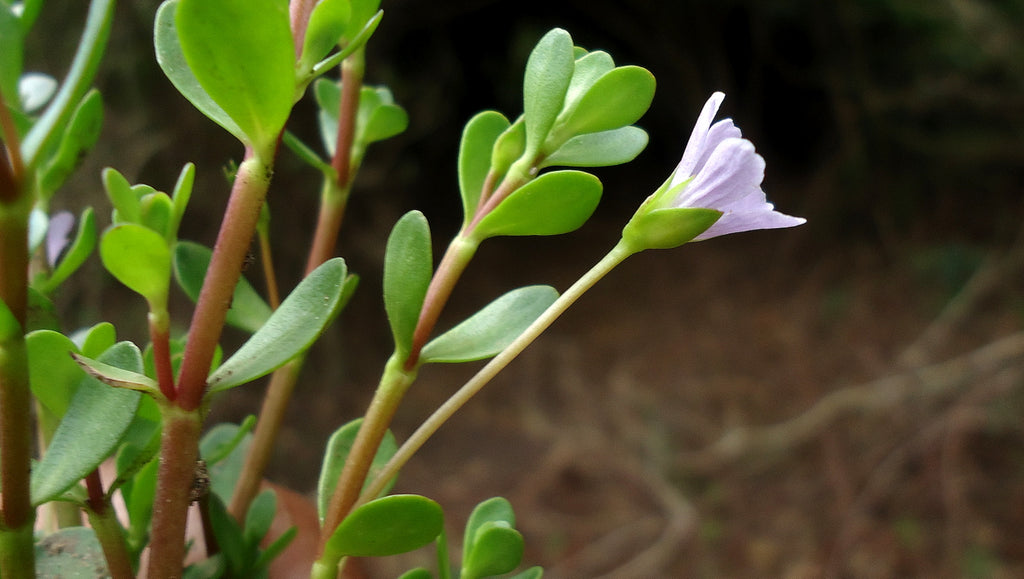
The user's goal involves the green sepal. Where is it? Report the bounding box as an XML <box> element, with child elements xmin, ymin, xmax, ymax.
<box><xmin>421</xmin><ymin>285</ymin><xmax>557</xmax><ymax>364</ymax></box>
<box><xmin>621</xmin><ymin>206</ymin><xmax>722</xmax><ymax>251</ymax></box>
<box><xmin>324</xmin><ymin>494</ymin><xmax>443</xmax><ymax>558</ymax></box>
<box><xmin>382</xmin><ymin>211</ymin><xmax>432</xmax><ymax>357</ymax></box>
<box><xmin>173</xmin><ymin>0</ymin><xmax>295</xmax><ymax>154</ymax></box>
<box><xmin>457</xmin><ymin>111</ymin><xmax>511</xmax><ymax>224</ymax></box>
<box><xmin>173</xmin><ymin>241</ymin><xmax>273</xmax><ymax>333</ymax></box>
<box><xmin>317</xmin><ymin>418</ymin><xmax>398</xmax><ymax>523</ymax></box>
<box><xmin>37</xmin><ymin>89</ymin><xmax>103</xmax><ymax>201</ymax></box>
<box><xmin>31</xmin><ymin>341</ymin><xmax>144</xmax><ymax>505</ymax></box>
<box><xmin>522</xmin><ymin>28</ymin><xmax>574</xmax><ymax>158</ymax></box>
<box><xmin>472</xmin><ymin>170</ymin><xmax>602</xmax><ymax>239</ymax></box>
<box><xmin>541</xmin><ymin>125</ymin><xmax>648</xmax><ymax>169</ymax></box>
<box><xmin>100</xmin><ymin>223</ymin><xmax>171</xmax><ymax>309</ymax></box>
<box><xmin>206</xmin><ymin>258</ymin><xmax>351</xmax><ymax>393</ymax></box>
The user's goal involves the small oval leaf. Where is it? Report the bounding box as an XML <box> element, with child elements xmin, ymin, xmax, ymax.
<box><xmin>541</xmin><ymin>126</ymin><xmax>648</xmax><ymax>169</ymax></box>
<box><xmin>206</xmin><ymin>258</ymin><xmax>349</xmax><ymax>393</ymax></box>
<box><xmin>421</xmin><ymin>285</ymin><xmax>558</xmax><ymax>364</ymax></box>
<box><xmin>522</xmin><ymin>28</ymin><xmax>574</xmax><ymax>157</ymax></box>
<box><xmin>26</xmin><ymin>330</ymin><xmax>82</xmax><ymax>418</ymax></box>
<box><xmin>325</xmin><ymin>494</ymin><xmax>443</xmax><ymax>558</ymax></box>
<box><xmin>458</xmin><ymin>111</ymin><xmax>510</xmax><ymax>224</ymax></box>
<box><xmin>317</xmin><ymin>418</ymin><xmax>398</xmax><ymax>523</ymax></box>
<box><xmin>383</xmin><ymin>211</ymin><xmax>432</xmax><ymax>357</ymax></box>
<box><xmin>173</xmin><ymin>241</ymin><xmax>273</xmax><ymax>334</ymax></box>
<box><xmin>556</xmin><ymin>65</ymin><xmax>655</xmax><ymax>139</ymax></box>
<box><xmin>473</xmin><ymin>170</ymin><xmax>602</xmax><ymax>239</ymax></box>
<box><xmin>100</xmin><ymin>223</ymin><xmax>171</xmax><ymax>307</ymax></box>
<box><xmin>31</xmin><ymin>342</ymin><xmax>143</xmax><ymax>505</ymax></box>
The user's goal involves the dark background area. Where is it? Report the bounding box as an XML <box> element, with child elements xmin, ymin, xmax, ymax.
<box><xmin>27</xmin><ymin>0</ymin><xmax>1024</xmax><ymax>576</ymax></box>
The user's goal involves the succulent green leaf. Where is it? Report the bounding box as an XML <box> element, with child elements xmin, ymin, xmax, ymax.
<box><xmin>100</xmin><ymin>223</ymin><xmax>171</xmax><ymax>308</ymax></box>
<box><xmin>41</xmin><ymin>207</ymin><xmax>97</xmax><ymax>294</ymax></box>
<box><xmin>154</xmin><ymin>0</ymin><xmax>245</xmax><ymax>142</ymax></box>
<box><xmin>173</xmin><ymin>241</ymin><xmax>273</xmax><ymax>333</ymax></box>
<box><xmin>139</xmin><ymin>192</ymin><xmax>174</xmax><ymax>240</ymax></box>
<box><xmin>254</xmin><ymin>526</ymin><xmax>297</xmax><ymax>572</ymax></box>
<box><xmin>472</xmin><ymin>170</ymin><xmax>602</xmax><ymax>239</ymax></box>
<box><xmin>206</xmin><ymin>258</ymin><xmax>350</xmax><ymax>393</ymax></box>
<box><xmin>317</xmin><ymin>418</ymin><xmax>398</xmax><ymax>523</ymax></box>
<box><xmin>282</xmin><ymin>130</ymin><xmax>334</xmax><ymax>176</ymax></box>
<box><xmin>490</xmin><ymin>117</ymin><xmax>526</xmax><ymax>179</ymax></box>
<box><xmin>464</xmin><ymin>496</ymin><xmax>516</xmax><ymax>552</ymax></box>
<box><xmin>244</xmin><ymin>489</ymin><xmax>277</xmax><ymax>547</ymax></box>
<box><xmin>300</xmin><ymin>0</ymin><xmax>351</xmax><ymax>69</ymax></box>
<box><xmin>174</xmin><ymin>0</ymin><xmax>295</xmax><ymax>152</ymax></box>
<box><xmin>31</xmin><ymin>342</ymin><xmax>143</xmax><ymax>505</ymax></box>
<box><xmin>37</xmin><ymin>89</ymin><xmax>103</xmax><ymax>200</ymax></box>
<box><xmin>522</xmin><ymin>28</ymin><xmax>574</xmax><ymax>157</ymax></box>
<box><xmin>462</xmin><ymin>522</ymin><xmax>524</xmax><ymax>579</ymax></box>
<box><xmin>621</xmin><ymin>207</ymin><xmax>722</xmax><ymax>251</ymax></box>
<box><xmin>21</xmin><ymin>0</ymin><xmax>113</xmax><ymax>166</ymax></box>
<box><xmin>383</xmin><ymin>211</ymin><xmax>432</xmax><ymax>357</ymax></box>
<box><xmin>458</xmin><ymin>111</ymin><xmax>510</xmax><ymax>223</ymax></box>
<box><xmin>101</xmin><ymin>168</ymin><xmax>140</xmax><ymax>224</ymax></box>
<box><xmin>70</xmin><ymin>352</ymin><xmax>159</xmax><ymax>395</ymax></box>
<box><xmin>553</xmin><ymin>66</ymin><xmax>655</xmax><ymax>141</ymax></box>
<box><xmin>325</xmin><ymin>494</ymin><xmax>443</xmax><ymax>558</ymax></box>
<box><xmin>541</xmin><ymin>126</ymin><xmax>648</xmax><ymax>169</ymax></box>
<box><xmin>200</xmin><ymin>421</ymin><xmax>254</xmax><ymax>502</ymax></box>
<box><xmin>563</xmin><ymin>50</ymin><xmax>615</xmax><ymax>113</ymax></box>
<box><xmin>78</xmin><ymin>321</ymin><xmax>116</xmax><ymax>358</ymax></box>
<box><xmin>26</xmin><ymin>330</ymin><xmax>82</xmax><ymax>417</ymax></box>
<box><xmin>348</xmin><ymin>0</ymin><xmax>382</xmax><ymax>33</ymax></box>
<box><xmin>307</xmin><ymin>10</ymin><xmax>383</xmax><ymax>80</ymax></box>
<box><xmin>207</xmin><ymin>493</ymin><xmax>249</xmax><ymax>573</ymax></box>
<box><xmin>35</xmin><ymin>527</ymin><xmax>109</xmax><ymax>578</ymax></box>
<box><xmin>169</xmin><ymin>163</ymin><xmax>195</xmax><ymax>239</ymax></box>
<box><xmin>361</xmin><ymin>89</ymin><xmax>408</xmax><ymax>145</ymax></box>
<box><xmin>314</xmin><ymin>77</ymin><xmax>341</xmax><ymax>157</ymax></box>
<box><xmin>421</xmin><ymin>285</ymin><xmax>557</xmax><ymax>364</ymax></box>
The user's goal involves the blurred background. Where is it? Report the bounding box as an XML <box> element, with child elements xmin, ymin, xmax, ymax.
<box><xmin>31</xmin><ymin>0</ymin><xmax>1024</xmax><ymax>576</ymax></box>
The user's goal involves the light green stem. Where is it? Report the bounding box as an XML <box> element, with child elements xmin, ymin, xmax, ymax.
<box><xmin>362</xmin><ymin>240</ymin><xmax>637</xmax><ymax>502</ymax></box>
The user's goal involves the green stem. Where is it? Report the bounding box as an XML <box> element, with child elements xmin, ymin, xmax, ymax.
<box><xmin>85</xmin><ymin>471</ymin><xmax>134</xmax><ymax>579</ymax></box>
<box><xmin>315</xmin><ymin>356</ymin><xmax>418</xmax><ymax>570</ymax></box>
<box><xmin>145</xmin><ymin>405</ymin><xmax>202</xmax><ymax>579</ymax></box>
<box><xmin>363</xmin><ymin>240</ymin><xmax>636</xmax><ymax>502</ymax></box>
<box><xmin>176</xmin><ymin>153</ymin><xmax>274</xmax><ymax>411</ymax></box>
<box><xmin>405</xmin><ymin>234</ymin><xmax>479</xmax><ymax>369</ymax></box>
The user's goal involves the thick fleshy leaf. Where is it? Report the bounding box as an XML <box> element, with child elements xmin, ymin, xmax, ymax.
<box><xmin>522</xmin><ymin>28</ymin><xmax>574</xmax><ymax>157</ymax></box>
<box><xmin>37</xmin><ymin>89</ymin><xmax>103</xmax><ymax>200</ymax></box>
<box><xmin>31</xmin><ymin>342</ymin><xmax>143</xmax><ymax>505</ymax></box>
<box><xmin>244</xmin><ymin>489</ymin><xmax>277</xmax><ymax>546</ymax></box>
<box><xmin>101</xmin><ymin>168</ymin><xmax>140</xmax><ymax>224</ymax></box>
<box><xmin>169</xmin><ymin>163</ymin><xmax>195</xmax><ymax>240</ymax></box>
<box><xmin>563</xmin><ymin>50</ymin><xmax>615</xmax><ymax>113</ymax></box>
<box><xmin>100</xmin><ymin>223</ymin><xmax>171</xmax><ymax>308</ymax></box>
<box><xmin>317</xmin><ymin>418</ymin><xmax>398</xmax><ymax>523</ymax></box>
<box><xmin>490</xmin><ymin>117</ymin><xmax>526</xmax><ymax>180</ymax></box>
<box><xmin>200</xmin><ymin>420</ymin><xmax>255</xmax><ymax>502</ymax></box>
<box><xmin>472</xmin><ymin>170</ymin><xmax>602</xmax><ymax>239</ymax></box>
<box><xmin>462</xmin><ymin>522</ymin><xmax>524</xmax><ymax>579</ymax></box>
<box><xmin>206</xmin><ymin>258</ymin><xmax>350</xmax><ymax>393</ymax></box>
<box><xmin>421</xmin><ymin>285</ymin><xmax>557</xmax><ymax>364</ymax></box>
<box><xmin>541</xmin><ymin>126</ymin><xmax>648</xmax><ymax>168</ymax></box>
<box><xmin>78</xmin><ymin>321</ymin><xmax>116</xmax><ymax>358</ymax></box>
<box><xmin>154</xmin><ymin>0</ymin><xmax>244</xmax><ymax>142</ymax></box>
<box><xmin>554</xmin><ymin>65</ymin><xmax>655</xmax><ymax>141</ymax></box>
<box><xmin>360</xmin><ymin>88</ymin><xmax>408</xmax><ymax>145</ymax></box>
<box><xmin>464</xmin><ymin>497</ymin><xmax>515</xmax><ymax>554</ymax></box>
<box><xmin>139</xmin><ymin>192</ymin><xmax>174</xmax><ymax>240</ymax></box>
<box><xmin>458</xmin><ymin>111</ymin><xmax>510</xmax><ymax>223</ymax></box>
<box><xmin>621</xmin><ymin>206</ymin><xmax>722</xmax><ymax>251</ymax></box>
<box><xmin>173</xmin><ymin>241</ymin><xmax>273</xmax><ymax>333</ymax></box>
<box><xmin>314</xmin><ymin>77</ymin><xmax>341</xmax><ymax>156</ymax></box>
<box><xmin>325</xmin><ymin>494</ymin><xmax>443</xmax><ymax>558</ymax></box>
<box><xmin>21</xmin><ymin>0</ymin><xmax>113</xmax><ymax>166</ymax></box>
<box><xmin>300</xmin><ymin>0</ymin><xmax>350</xmax><ymax>69</ymax></box>
<box><xmin>382</xmin><ymin>211</ymin><xmax>432</xmax><ymax>357</ymax></box>
<box><xmin>35</xmin><ymin>527</ymin><xmax>109</xmax><ymax>578</ymax></box>
<box><xmin>40</xmin><ymin>207</ymin><xmax>97</xmax><ymax>294</ymax></box>
<box><xmin>174</xmin><ymin>0</ymin><xmax>295</xmax><ymax>151</ymax></box>
<box><xmin>26</xmin><ymin>330</ymin><xmax>82</xmax><ymax>417</ymax></box>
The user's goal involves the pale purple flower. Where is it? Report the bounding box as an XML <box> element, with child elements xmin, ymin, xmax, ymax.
<box><xmin>669</xmin><ymin>92</ymin><xmax>804</xmax><ymax>240</ymax></box>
